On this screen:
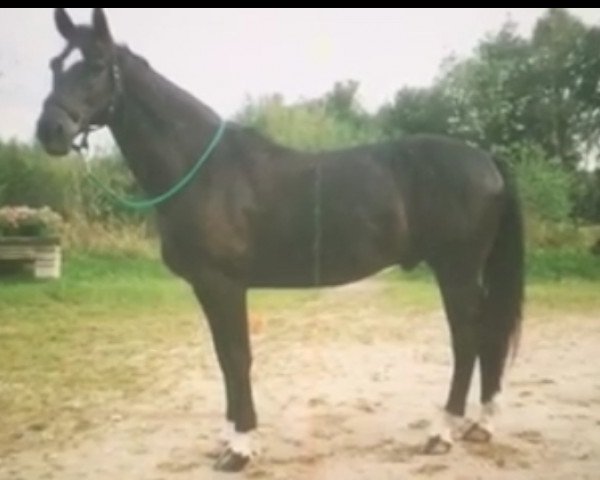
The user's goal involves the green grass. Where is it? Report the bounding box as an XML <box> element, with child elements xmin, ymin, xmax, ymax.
<box><xmin>0</xmin><ymin>252</ymin><xmax>195</xmax><ymax>452</ymax></box>
<box><xmin>380</xmin><ymin>249</ymin><xmax>600</xmax><ymax>317</ymax></box>
<box><xmin>1</xmin><ymin>247</ymin><xmax>598</xmax><ymax>454</ymax></box>
<box><xmin>2</xmin><ymin>252</ymin><xmax>188</xmax><ymax>315</ymax></box>
<box><xmin>0</xmin><ymin>251</ymin><xmax>318</xmax><ymax>454</ymax></box>
<box><xmin>377</xmin><ymin>248</ymin><xmax>600</xmax><ymax>283</ymax></box>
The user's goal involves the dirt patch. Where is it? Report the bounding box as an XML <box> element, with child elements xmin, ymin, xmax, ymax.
<box><xmin>2</xmin><ymin>280</ymin><xmax>600</xmax><ymax>479</ymax></box>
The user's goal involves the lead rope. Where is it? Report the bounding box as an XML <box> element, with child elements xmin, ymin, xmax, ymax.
<box><xmin>77</xmin><ymin>120</ymin><xmax>226</xmax><ymax>210</ymax></box>
<box><xmin>313</xmin><ymin>161</ymin><xmax>323</xmax><ymax>288</ymax></box>
<box><xmin>307</xmin><ymin>160</ymin><xmax>324</xmax><ymax>352</ymax></box>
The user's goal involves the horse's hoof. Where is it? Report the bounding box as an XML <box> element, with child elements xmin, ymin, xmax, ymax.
<box><xmin>213</xmin><ymin>447</ymin><xmax>250</xmax><ymax>472</ymax></box>
<box><xmin>422</xmin><ymin>435</ymin><xmax>452</xmax><ymax>455</ymax></box>
<box><xmin>462</xmin><ymin>422</ymin><xmax>492</xmax><ymax>443</ymax></box>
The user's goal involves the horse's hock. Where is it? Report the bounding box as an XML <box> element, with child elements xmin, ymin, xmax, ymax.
<box><xmin>0</xmin><ymin>237</ymin><xmax>61</xmax><ymax>279</ymax></box>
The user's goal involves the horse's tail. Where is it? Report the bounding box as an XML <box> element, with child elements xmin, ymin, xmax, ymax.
<box><xmin>481</xmin><ymin>159</ymin><xmax>525</xmax><ymax>392</ymax></box>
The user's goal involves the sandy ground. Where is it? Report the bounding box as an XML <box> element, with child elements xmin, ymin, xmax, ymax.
<box><xmin>2</xmin><ymin>281</ymin><xmax>600</xmax><ymax>480</ymax></box>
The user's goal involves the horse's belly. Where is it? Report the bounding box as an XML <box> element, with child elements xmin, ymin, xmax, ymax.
<box><xmin>248</xmin><ymin>237</ymin><xmax>401</xmax><ymax>288</ymax></box>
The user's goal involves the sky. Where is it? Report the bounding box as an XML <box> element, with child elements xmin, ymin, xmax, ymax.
<box><xmin>1</xmin><ymin>8</ymin><xmax>600</xmax><ymax>149</ymax></box>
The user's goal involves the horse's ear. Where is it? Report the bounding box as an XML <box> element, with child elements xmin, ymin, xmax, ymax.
<box><xmin>55</xmin><ymin>8</ymin><xmax>75</xmax><ymax>42</ymax></box>
<box><xmin>92</xmin><ymin>8</ymin><xmax>112</xmax><ymax>43</ymax></box>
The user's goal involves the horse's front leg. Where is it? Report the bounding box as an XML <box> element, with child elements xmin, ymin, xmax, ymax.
<box><xmin>193</xmin><ymin>271</ymin><xmax>257</xmax><ymax>472</ymax></box>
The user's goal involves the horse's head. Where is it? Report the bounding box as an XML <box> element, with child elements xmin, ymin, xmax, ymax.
<box><xmin>36</xmin><ymin>8</ymin><xmax>119</xmax><ymax>156</ymax></box>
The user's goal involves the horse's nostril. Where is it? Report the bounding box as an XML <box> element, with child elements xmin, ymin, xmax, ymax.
<box><xmin>52</xmin><ymin>121</ymin><xmax>65</xmax><ymax>139</ymax></box>
<box><xmin>37</xmin><ymin>117</ymin><xmax>66</xmax><ymax>144</ymax></box>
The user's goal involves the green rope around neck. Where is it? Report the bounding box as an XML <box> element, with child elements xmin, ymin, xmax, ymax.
<box><xmin>86</xmin><ymin>120</ymin><xmax>227</xmax><ymax>210</ymax></box>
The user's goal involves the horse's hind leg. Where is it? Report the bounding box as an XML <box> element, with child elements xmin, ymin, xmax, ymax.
<box><xmin>461</xmin><ymin>321</ymin><xmax>505</xmax><ymax>443</ymax></box>
<box><xmin>424</xmin><ymin>256</ymin><xmax>484</xmax><ymax>454</ymax></box>
<box><xmin>192</xmin><ymin>271</ymin><xmax>257</xmax><ymax>472</ymax></box>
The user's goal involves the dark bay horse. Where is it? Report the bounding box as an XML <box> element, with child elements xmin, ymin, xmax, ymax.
<box><xmin>36</xmin><ymin>9</ymin><xmax>524</xmax><ymax>472</ymax></box>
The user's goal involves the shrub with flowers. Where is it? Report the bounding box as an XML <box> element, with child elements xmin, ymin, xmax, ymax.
<box><xmin>0</xmin><ymin>206</ymin><xmax>62</xmax><ymax>238</ymax></box>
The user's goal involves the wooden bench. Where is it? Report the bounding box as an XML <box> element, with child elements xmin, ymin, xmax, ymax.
<box><xmin>0</xmin><ymin>237</ymin><xmax>61</xmax><ymax>279</ymax></box>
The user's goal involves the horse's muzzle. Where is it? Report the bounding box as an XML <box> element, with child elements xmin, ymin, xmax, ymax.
<box><xmin>36</xmin><ymin>105</ymin><xmax>78</xmax><ymax>156</ymax></box>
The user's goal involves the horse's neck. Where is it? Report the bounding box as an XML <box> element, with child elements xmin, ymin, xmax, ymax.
<box><xmin>108</xmin><ymin>48</ymin><xmax>222</xmax><ymax>197</ymax></box>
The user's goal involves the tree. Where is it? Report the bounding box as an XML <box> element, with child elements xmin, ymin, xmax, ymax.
<box><xmin>235</xmin><ymin>92</ymin><xmax>379</xmax><ymax>151</ymax></box>
<box><xmin>375</xmin><ymin>86</ymin><xmax>453</xmax><ymax>138</ymax></box>
<box><xmin>322</xmin><ymin>80</ymin><xmax>363</xmax><ymax>126</ymax></box>
<box><xmin>440</xmin><ymin>10</ymin><xmax>600</xmax><ymax>170</ymax></box>
<box><xmin>440</xmin><ymin>21</ymin><xmax>535</xmax><ymax>151</ymax></box>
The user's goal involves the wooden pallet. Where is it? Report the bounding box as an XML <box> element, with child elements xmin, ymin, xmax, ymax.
<box><xmin>0</xmin><ymin>237</ymin><xmax>61</xmax><ymax>279</ymax></box>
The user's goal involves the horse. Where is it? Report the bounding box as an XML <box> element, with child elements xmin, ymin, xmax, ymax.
<box><xmin>36</xmin><ymin>8</ymin><xmax>524</xmax><ymax>473</ymax></box>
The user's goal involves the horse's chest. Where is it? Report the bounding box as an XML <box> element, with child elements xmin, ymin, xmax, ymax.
<box><xmin>158</xmin><ymin>211</ymin><xmax>250</xmax><ymax>279</ymax></box>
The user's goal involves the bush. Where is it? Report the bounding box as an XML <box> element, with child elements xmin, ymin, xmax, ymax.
<box><xmin>80</xmin><ymin>155</ymin><xmax>145</xmax><ymax>224</ymax></box>
<box><xmin>0</xmin><ymin>139</ymin><xmax>150</xmax><ymax>248</ymax></box>
<box><xmin>572</xmin><ymin>170</ymin><xmax>600</xmax><ymax>223</ymax></box>
<box><xmin>507</xmin><ymin>143</ymin><xmax>575</xmax><ymax>223</ymax></box>
<box><xmin>236</xmin><ymin>95</ymin><xmax>380</xmax><ymax>151</ymax></box>
<box><xmin>0</xmin><ymin>140</ymin><xmax>82</xmax><ymax>217</ymax></box>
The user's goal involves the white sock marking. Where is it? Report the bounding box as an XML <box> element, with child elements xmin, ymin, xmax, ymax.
<box><xmin>218</xmin><ymin>422</ymin><xmax>258</xmax><ymax>457</ymax></box>
<box><xmin>229</xmin><ymin>430</ymin><xmax>256</xmax><ymax>457</ymax></box>
<box><xmin>480</xmin><ymin>393</ymin><xmax>501</xmax><ymax>432</ymax></box>
<box><xmin>429</xmin><ymin>408</ymin><xmax>465</xmax><ymax>442</ymax></box>
<box><xmin>218</xmin><ymin>420</ymin><xmax>235</xmax><ymax>445</ymax></box>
